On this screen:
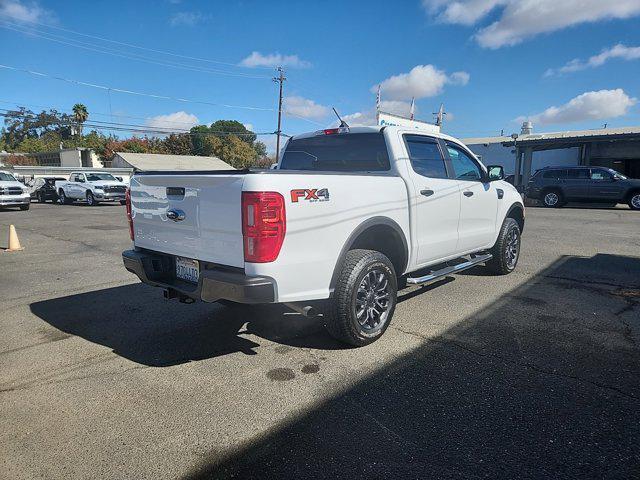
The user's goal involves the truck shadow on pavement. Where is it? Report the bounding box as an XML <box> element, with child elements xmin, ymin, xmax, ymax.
<box><xmin>30</xmin><ymin>284</ymin><xmax>345</xmax><ymax>367</ymax></box>
<box><xmin>176</xmin><ymin>253</ymin><xmax>639</xmax><ymax>480</ymax></box>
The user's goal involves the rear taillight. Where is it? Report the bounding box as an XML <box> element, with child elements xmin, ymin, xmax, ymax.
<box><xmin>125</xmin><ymin>188</ymin><xmax>134</xmax><ymax>241</ymax></box>
<box><xmin>241</xmin><ymin>191</ymin><xmax>286</xmax><ymax>263</ymax></box>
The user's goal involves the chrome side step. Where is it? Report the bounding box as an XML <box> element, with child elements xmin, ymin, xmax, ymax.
<box><xmin>406</xmin><ymin>253</ymin><xmax>493</xmax><ymax>285</ymax></box>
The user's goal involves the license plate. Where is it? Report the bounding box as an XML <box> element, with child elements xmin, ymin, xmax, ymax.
<box><xmin>175</xmin><ymin>257</ymin><xmax>199</xmax><ymax>283</ymax></box>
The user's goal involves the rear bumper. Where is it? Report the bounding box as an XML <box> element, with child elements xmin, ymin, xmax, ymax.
<box><xmin>122</xmin><ymin>249</ymin><xmax>275</xmax><ymax>304</ymax></box>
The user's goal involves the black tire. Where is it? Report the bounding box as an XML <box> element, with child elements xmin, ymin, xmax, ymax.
<box><xmin>120</xmin><ymin>200</ymin><xmax>127</xmax><ymax>206</ymax></box>
<box><xmin>486</xmin><ymin>217</ymin><xmax>521</xmax><ymax>275</ymax></box>
<box><xmin>542</xmin><ymin>189</ymin><xmax>563</xmax><ymax>208</ymax></box>
<box><xmin>86</xmin><ymin>191</ymin><xmax>96</xmax><ymax>206</ymax></box>
<box><xmin>37</xmin><ymin>192</ymin><xmax>45</xmax><ymax>203</ymax></box>
<box><xmin>58</xmin><ymin>190</ymin><xmax>69</xmax><ymax>205</ymax></box>
<box><xmin>628</xmin><ymin>191</ymin><xmax>640</xmax><ymax>211</ymax></box>
<box><xmin>324</xmin><ymin>249</ymin><xmax>397</xmax><ymax>347</ymax></box>
<box><xmin>19</xmin><ymin>204</ymin><xmax>30</xmax><ymax>211</ymax></box>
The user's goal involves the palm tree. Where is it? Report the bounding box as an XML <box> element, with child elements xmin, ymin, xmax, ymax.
<box><xmin>72</xmin><ymin>103</ymin><xmax>89</xmax><ymax>136</ymax></box>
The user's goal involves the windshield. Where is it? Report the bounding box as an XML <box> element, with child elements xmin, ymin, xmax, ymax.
<box><xmin>608</xmin><ymin>168</ymin><xmax>627</xmax><ymax>179</ymax></box>
<box><xmin>86</xmin><ymin>173</ymin><xmax>117</xmax><ymax>182</ymax></box>
<box><xmin>280</xmin><ymin>132</ymin><xmax>390</xmax><ymax>172</ymax></box>
<box><xmin>0</xmin><ymin>172</ymin><xmax>17</xmax><ymax>182</ymax></box>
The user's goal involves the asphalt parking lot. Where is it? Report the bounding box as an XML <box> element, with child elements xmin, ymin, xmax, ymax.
<box><xmin>1</xmin><ymin>202</ymin><xmax>639</xmax><ymax>479</ymax></box>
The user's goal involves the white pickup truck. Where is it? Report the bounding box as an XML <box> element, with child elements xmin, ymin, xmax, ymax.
<box><xmin>123</xmin><ymin>126</ymin><xmax>524</xmax><ymax>346</ymax></box>
<box><xmin>55</xmin><ymin>171</ymin><xmax>128</xmax><ymax>206</ymax></box>
<box><xmin>0</xmin><ymin>170</ymin><xmax>31</xmax><ymax>210</ymax></box>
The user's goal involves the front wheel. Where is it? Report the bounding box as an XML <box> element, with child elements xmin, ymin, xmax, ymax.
<box><xmin>58</xmin><ymin>190</ymin><xmax>69</xmax><ymax>205</ymax></box>
<box><xmin>486</xmin><ymin>217</ymin><xmax>521</xmax><ymax>275</ymax></box>
<box><xmin>86</xmin><ymin>191</ymin><xmax>96</xmax><ymax>206</ymax></box>
<box><xmin>37</xmin><ymin>192</ymin><xmax>45</xmax><ymax>203</ymax></box>
<box><xmin>629</xmin><ymin>192</ymin><xmax>640</xmax><ymax>211</ymax></box>
<box><xmin>542</xmin><ymin>189</ymin><xmax>563</xmax><ymax>208</ymax></box>
<box><xmin>19</xmin><ymin>204</ymin><xmax>30</xmax><ymax>211</ymax></box>
<box><xmin>324</xmin><ymin>249</ymin><xmax>397</xmax><ymax>347</ymax></box>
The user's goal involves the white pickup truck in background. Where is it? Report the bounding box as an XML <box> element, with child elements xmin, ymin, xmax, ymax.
<box><xmin>0</xmin><ymin>170</ymin><xmax>31</xmax><ymax>210</ymax></box>
<box><xmin>55</xmin><ymin>171</ymin><xmax>128</xmax><ymax>206</ymax></box>
<box><xmin>123</xmin><ymin>125</ymin><xmax>524</xmax><ymax>346</ymax></box>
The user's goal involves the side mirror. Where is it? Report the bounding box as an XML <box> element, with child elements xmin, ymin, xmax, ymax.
<box><xmin>487</xmin><ymin>165</ymin><xmax>504</xmax><ymax>181</ymax></box>
<box><xmin>116</xmin><ymin>176</ymin><xmax>123</xmax><ymax>182</ymax></box>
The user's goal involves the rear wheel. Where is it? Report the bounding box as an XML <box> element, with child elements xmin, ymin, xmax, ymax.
<box><xmin>542</xmin><ymin>189</ymin><xmax>563</xmax><ymax>208</ymax></box>
<box><xmin>324</xmin><ymin>249</ymin><xmax>397</xmax><ymax>347</ymax></box>
<box><xmin>486</xmin><ymin>217</ymin><xmax>521</xmax><ymax>275</ymax></box>
<box><xmin>629</xmin><ymin>192</ymin><xmax>640</xmax><ymax>210</ymax></box>
<box><xmin>19</xmin><ymin>204</ymin><xmax>30</xmax><ymax>211</ymax></box>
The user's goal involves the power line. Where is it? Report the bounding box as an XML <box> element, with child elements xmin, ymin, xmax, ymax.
<box><xmin>0</xmin><ymin>20</ymin><xmax>271</xmax><ymax>79</ymax></box>
<box><xmin>0</xmin><ymin>64</ymin><xmax>325</xmax><ymax>126</ymax></box>
<box><xmin>0</xmin><ymin>63</ymin><xmax>276</xmax><ymax>111</ymax></box>
<box><xmin>0</xmin><ymin>110</ymin><xmax>277</xmax><ymax>137</ymax></box>
<box><xmin>0</xmin><ymin>12</ymin><xmax>273</xmax><ymax>70</ymax></box>
<box><xmin>0</xmin><ymin>99</ymin><xmax>208</xmax><ymax>127</ymax></box>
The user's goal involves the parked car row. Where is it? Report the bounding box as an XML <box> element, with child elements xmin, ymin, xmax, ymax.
<box><xmin>0</xmin><ymin>171</ymin><xmax>129</xmax><ymax>210</ymax></box>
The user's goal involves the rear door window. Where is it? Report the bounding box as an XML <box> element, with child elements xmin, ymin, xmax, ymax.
<box><xmin>568</xmin><ymin>169</ymin><xmax>589</xmax><ymax>179</ymax></box>
<box><xmin>280</xmin><ymin>132</ymin><xmax>390</xmax><ymax>172</ymax></box>
<box><xmin>404</xmin><ymin>135</ymin><xmax>448</xmax><ymax>179</ymax></box>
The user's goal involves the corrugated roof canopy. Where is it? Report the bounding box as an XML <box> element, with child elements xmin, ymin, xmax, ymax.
<box><xmin>115</xmin><ymin>152</ymin><xmax>233</xmax><ymax>171</ymax></box>
<box><xmin>464</xmin><ymin>126</ymin><xmax>640</xmax><ymax>148</ymax></box>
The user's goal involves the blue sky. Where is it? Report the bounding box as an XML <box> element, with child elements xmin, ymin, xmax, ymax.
<box><xmin>1</xmin><ymin>0</ymin><xmax>640</xmax><ymax>151</ymax></box>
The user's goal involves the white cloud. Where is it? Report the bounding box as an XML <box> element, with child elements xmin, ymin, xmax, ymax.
<box><xmin>335</xmin><ymin>101</ymin><xmax>419</xmax><ymax>128</ymax></box>
<box><xmin>545</xmin><ymin>44</ymin><xmax>640</xmax><ymax>76</ymax></box>
<box><xmin>242</xmin><ymin>123</ymin><xmax>254</xmax><ymax>132</ymax></box>
<box><xmin>146</xmin><ymin>111</ymin><xmax>199</xmax><ymax>132</ymax></box>
<box><xmin>372</xmin><ymin>65</ymin><xmax>470</xmax><ymax>100</ymax></box>
<box><xmin>169</xmin><ymin>11</ymin><xmax>207</xmax><ymax>27</ymax></box>
<box><xmin>0</xmin><ymin>0</ymin><xmax>52</xmax><ymax>23</ymax></box>
<box><xmin>516</xmin><ymin>89</ymin><xmax>637</xmax><ymax>126</ymax></box>
<box><xmin>422</xmin><ymin>0</ymin><xmax>505</xmax><ymax>25</ymax></box>
<box><xmin>239</xmin><ymin>52</ymin><xmax>311</xmax><ymax>69</ymax></box>
<box><xmin>423</xmin><ymin>0</ymin><xmax>640</xmax><ymax>49</ymax></box>
<box><xmin>283</xmin><ymin>96</ymin><xmax>329</xmax><ymax>120</ymax></box>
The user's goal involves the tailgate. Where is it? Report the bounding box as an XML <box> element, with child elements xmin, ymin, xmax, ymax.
<box><xmin>130</xmin><ymin>173</ymin><xmax>245</xmax><ymax>268</ymax></box>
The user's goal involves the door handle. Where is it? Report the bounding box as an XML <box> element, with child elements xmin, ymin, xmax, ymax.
<box><xmin>420</xmin><ymin>189</ymin><xmax>434</xmax><ymax>197</ymax></box>
<box><xmin>463</xmin><ymin>191</ymin><xmax>474</xmax><ymax>197</ymax></box>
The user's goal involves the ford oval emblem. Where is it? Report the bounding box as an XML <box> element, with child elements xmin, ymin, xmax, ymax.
<box><xmin>166</xmin><ymin>209</ymin><xmax>185</xmax><ymax>222</ymax></box>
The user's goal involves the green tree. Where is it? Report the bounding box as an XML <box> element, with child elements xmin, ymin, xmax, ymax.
<box><xmin>163</xmin><ymin>133</ymin><xmax>193</xmax><ymax>155</ymax></box>
<box><xmin>72</xmin><ymin>103</ymin><xmax>89</xmax><ymax>136</ymax></box>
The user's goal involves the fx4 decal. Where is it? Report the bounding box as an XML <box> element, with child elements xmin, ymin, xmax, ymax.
<box><xmin>290</xmin><ymin>188</ymin><xmax>330</xmax><ymax>203</ymax></box>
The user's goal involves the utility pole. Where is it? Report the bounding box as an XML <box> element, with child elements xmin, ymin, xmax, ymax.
<box><xmin>273</xmin><ymin>67</ymin><xmax>286</xmax><ymax>162</ymax></box>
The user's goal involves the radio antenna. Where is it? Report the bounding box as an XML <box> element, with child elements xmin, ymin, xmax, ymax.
<box><xmin>332</xmin><ymin>107</ymin><xmax>349</xmax><ymax>128</ymax></box>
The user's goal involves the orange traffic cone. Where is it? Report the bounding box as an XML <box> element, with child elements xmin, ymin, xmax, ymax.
<box><xmin>5</xmin><ymin>225</ymin><xmax>24</xmax><ymax>252</ymax></box>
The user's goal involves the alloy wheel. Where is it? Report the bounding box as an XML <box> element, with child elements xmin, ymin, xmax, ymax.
<box><xmin>505</xmin><ymin>227</ymin><xmax>520</xmax><ymax>269</ymax></box>
<box><xmin>355</xmin><ymin>269</ymin><xmax>393</xmax><ymax>334</ymax></box>
<box><xmin>544</xmin><ymin>192</ymin><xmax>558</xmax><ymax>206</ymax></box>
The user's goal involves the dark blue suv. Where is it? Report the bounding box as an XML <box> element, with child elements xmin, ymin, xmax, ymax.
<box><xmin>526</xmin><ymin>166</ymin><xmax>640</xmax><ymax>210</ymax></box>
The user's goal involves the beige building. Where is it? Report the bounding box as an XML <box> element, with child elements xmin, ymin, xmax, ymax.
<box><xmin>111</xmin><ymin>152</ymin><xmax>233</xmax><ymax>171</ymax></box>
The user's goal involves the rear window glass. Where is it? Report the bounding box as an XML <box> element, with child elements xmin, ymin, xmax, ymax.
<box><xmin>404</xmin><ymin>135</ymin><xmax>447</xmax><ymax>179</ymax></box>
<box><xmin>280</xmin><ymin>133</ymin><xmax>390</xmax><ymax>172</ymax></box>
